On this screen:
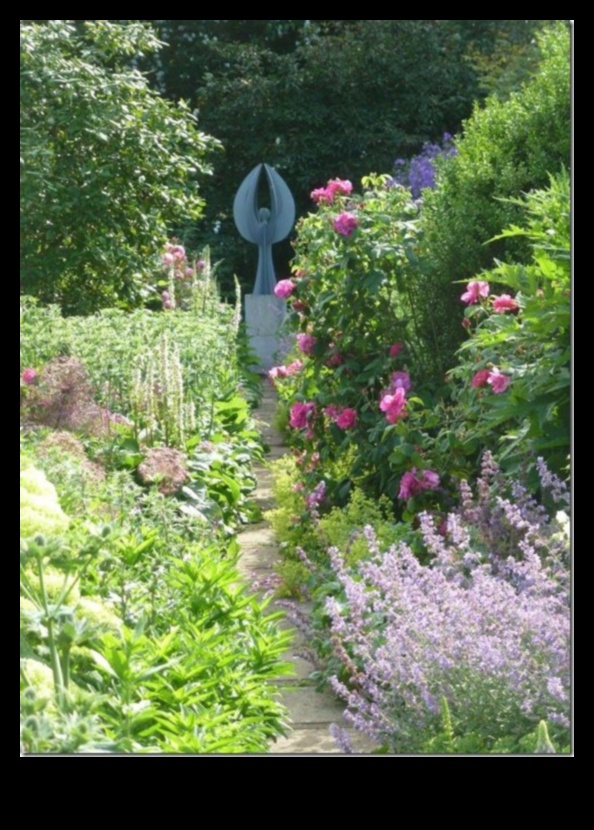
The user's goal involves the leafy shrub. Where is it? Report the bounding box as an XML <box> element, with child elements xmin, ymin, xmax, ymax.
<box><xmin>417</xmin><ymin>22</ymin><xmax>570</xmax><ymax>378</ymax></box>
<box><xmin>20</xmin><ymin>20</ymin><xmax>220</xmax><ymax>313</ymax></box>
<box><xmin>447</xmin><ymin>170</ymin><xmax>570</xmax><ymax>479</ymax></box>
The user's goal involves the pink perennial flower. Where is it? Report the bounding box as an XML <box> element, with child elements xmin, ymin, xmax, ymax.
<box><xmin>487</xmin><ymin>369</ymin><xmax>511</xmax><ymax>394</ymax></box>
<box><xmin>471</xmin><ymin>369</ymin><xmax>491</xmax><ymax>388</ymax></box>
<box><xmin>335</xmin><ymin>408</ymin><xmax>357</xmax><ymax>430</ymax></box>
<box><xmin>389</xmin><ymin>342</ymin><xmax>404</xmax><ymax>357</ymax></box>
<box><xmin>311</xmin><ymin>187</ymin><xmax>334</xmax><ymax>204</ymax></box>
<box><xmin>327</xmin><ymin>178</ymin><xmax>353</xmax><ymax>197</ymax></box>
<box><xmin>461</xmin><ymin>280</ymin><xmax>490</xmax><ymax>304</ymax></box>
<box><xmin>379</xmin><ymin>387</ymin><xmax>407</xmax><ymax>424</ymax></box>
<box><xmin>296</xmin><ymin>333</ymin><xmax>317</xmax><ymax>355</ymax></box>
<box><xmin>492</xmin><ymin>294</ymin><xmax>519</xmax><ymax>313</ymax></box>
<box><xmin>311</xmin><ymin>179</ymin><xmax>353</xmax><ymax>204</ymax></box>
<box><xmin>398</xmin><ymin>468</ymin><xmax>440</xmax><ymax>500</ymax></box>
<box><xmin>22</xmin><ymin>368</ymin><xmax>37</xmax><ymax>385</ymax></box>
<box><xmin>274</xmin><ymin>279</ymin><xmax>296</xmax><ymax>299</ymax></box>
<box><xmin>333</xmin><ymin>213</ymin><xmax>359</xmax><ymax>237</ymax></box>
<box><xmin>289</xmin><ymin>401</ymin><xmax>315</xmax><ymax>430</ymax></box>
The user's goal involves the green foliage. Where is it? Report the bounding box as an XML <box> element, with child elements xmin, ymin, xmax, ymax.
<box><xmin>20</xmin><ymin>20</ymin><xmax>220</xmax><ymax>314</ymax></box>
<box><xmin>272</xmin><ymin>177</ymin><xmax>454</xmax><ymax>513</ymax></box>
<box><xmin>20</xmin><ymin>461</ymin><xmax>70</xmax><ymax>539</ymax></box>
<box><xmin>418</xmin><ymin>22</ymin><xmax>570</xmax><ymax>378</ymax></box>
<box><xmin>448</xmin><ymin>171</ymin><xmax>570</xmax><ymax>479</ymax></box>
<box><xmin>144</xmin><ymin>20</ymin><xmax>491</xmax><ymax>293</ymax></box>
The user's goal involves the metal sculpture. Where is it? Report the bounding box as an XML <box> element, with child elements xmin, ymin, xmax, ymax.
<box><xmin>233</xmin><ymin>163</ymin><xmax>295</xmax><ymax>295</ymax></box>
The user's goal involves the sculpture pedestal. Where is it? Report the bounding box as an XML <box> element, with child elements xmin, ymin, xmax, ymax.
<box><xmin>244</xmin><ymin>294</ymin><xmax>286</xmax><ymax>372</ymax></box>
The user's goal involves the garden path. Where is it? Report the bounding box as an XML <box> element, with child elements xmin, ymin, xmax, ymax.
<box><xmin>237</xmin><ymin>382</ymin><xmax>376</xmax><ymax>754</ymax></box>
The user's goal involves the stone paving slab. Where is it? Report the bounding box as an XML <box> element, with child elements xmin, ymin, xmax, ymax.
<box><xmin>238</xmin><ymin>383</ymin><xmax>380</xmax><ymax>754</ymax></box>
<box><xmin>270</xmin><ymin>728</ymin><xmax>377</xmax><ymax>755</ymax></box>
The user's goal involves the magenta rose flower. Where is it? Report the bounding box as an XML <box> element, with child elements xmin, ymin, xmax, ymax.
<box><xmin>379</xmin><ymin>387</ymin><xmax>407</xmax><ymax>424</ymax></box>
<box><xmin>335</xmin><ymin>408</ymin><xmax>357</xmax><ymax>430</ymax></box>
<box><xmin>296</xmin><ymin>333</ymin><xmax>317</xmax><ymax>355</ymax></box>
<box><xmin>274</xmin><ymin>279</ymin><xmax>296</xmax><ymax>299</ymax></box>
<box><xmin>289</xmin><ymin>401</ymin><xmax>315</xmax><ymax>429</ymax></box>
<box><xmin>471</xmin><ymin>369</ymin><xmax>491</xmax><ymax>388</ymax></box>
<box><xmin>22</xmin><ymin>368</ymin><xmax>37</xmax><ymax>385</ymax></box>
<box><xmin>461</xmin><ymin>280</ymin><xmax>490</xmax><ymax>304</ymax></box>
<box><xmin>326</xmin><ymin>178</ymin><xmax>353</xmax><ymax>197</ymax></box>
<box><xmin>398</xmin><ymin>468</ymin><xmax>440</xmax><ymax>499</ymax></box>
<box><xmin>492</xmin><ymin>294</ymin><xmax>519</xmax><ymax>313</ymax></box>
<box><xmin>311</xmin><ymin>187</ymin><xmax>333</xmax><ymax>204</ymax></box>
<box><xmin>487</xmin><ymin>369</ymin><xmax>511</xmax><ymax>394</ymax></box>
<box><xmin>332</xmin><ymin>213</ymin><xmax>359</xmax><ymax>237</ymax></box>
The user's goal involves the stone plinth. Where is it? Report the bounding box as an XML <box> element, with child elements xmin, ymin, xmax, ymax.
<box><xmin>244</xmin><ymin>294</ymin><xmax>286</xmax><ymax>372</ymax></box>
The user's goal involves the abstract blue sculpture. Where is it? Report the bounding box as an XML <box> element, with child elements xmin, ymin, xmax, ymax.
<box><xmin>233</xmin><ymin>163</ymin><xmax>295</xmax><ymax>295</ymax></box>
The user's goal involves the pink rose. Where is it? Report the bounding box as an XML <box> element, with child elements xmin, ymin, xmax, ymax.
<box><xmin>379</xmin><ymin>387</ymin><xmax>407</xmax><ymax>424</ymax></box>
<box><xmin>22</xmin><ymin>368</ymin><xmax>37</xmax><ymax>385</ymax></box>
<box><xmin>389</xmin><ymin>342</ymin><xmax>404</xmax><ymax>357</ymax></box>
<box><xmin>296</xmin><ymin>333</ymin><xmax>317</xmax><ymax>355</ymax></box>
<box><xmin>311</xmin><ymin>187</ymin><xmax>333</xmax><ymax>204</ymax></box>
<box><xmin>326</xmin><ymin>178</ymin><xmax>353</xmax><ymax>197</ymax></box>
<box><xmin>289</xmin><ymin>401</ymin><xmax>315</xmax><ymax>429</ymax></box>
<box><xmin>461</xmin><ymin>280</ymin><xmax>490</xmax><ymax>304</ymax></box>
<box><xmin>274</xmin><ymin>279</ymin><xmax>296</xmax><ymax>299</ymax></box>
<box><xmin>487</xmin><ymin>369</ymin><xmax>511</xmax><ymax>394</ymax></box>
<box><xmin>471</xmin><ymin>369</ymin><xmax>491</xmax><ymax>388</ymax></box>
<box><xmin>398</xmin><ymin>468</ymin><xmax>440</xmax><ymax>500</ymax></box>
<box><xmin>492</xmin><ymin>294</ymin><xmax>519</xmax><ymax>313</ymax></box>
<box><xmin>420</xmin><ymin>470</ymin><xmax>440</xmax><ymax>490</ymax></box>
<box><xmin>169</xmin><ymin>245</ymin><xmax>186</xmax><ymax>261</ymax></box>
<box><xmin>335</xmin><ymin>408</ymin><xmax>357</xmax><ymax>430</ymax></box>
<box><xmin>332</xmin><ymin>213</ymin><xmax>359</xmax><ymax>237</ymax></box>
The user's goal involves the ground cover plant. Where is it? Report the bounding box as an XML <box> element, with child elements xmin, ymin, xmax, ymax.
<box><xmin>20</xmin><ymin>262</ymin><xmax>292</xmax><ymax>753</ymax></box>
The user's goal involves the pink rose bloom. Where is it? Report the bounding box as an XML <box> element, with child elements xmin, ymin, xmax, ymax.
<box><xmin>492</xmin><ymin>294</ymin><xmax>519</xmax><ymax>313</ymax></box>
<box><xmin>391</xmin><ymin>371</ymin><xmax>412</xmax><ymax>392</ymax></box>
<box><xmin>289</xmin><ymin>401</ymin><xmax>315</xmax><ymax>429</ymax></box>
<box><xmin>460</xmin><ymin>280</ymin><xmax>490</xmax><ymax>304</ymax></box>
<box><xmin>398</xmin><ymin>470</ymin><xmax>423</xmax><ymax>500</ymax></box>
<box><xmin>335</xmin><ymin>408</ymin><xmax>357</xmax><ymax>430</ymax></box>
<box><xmin>327</xmin><ymin>178</ymin><xmax>353</xmax><ymax>197</ymax></box>
<box><xmin>285</xmin><ymin>360</ymin><xmax>303</xmax><ymax>375</ymax></box>
<box><xmin>379</xmin><ymin>387</ymin><xmax>407</xmax><ymax>424</ymax></box>
<box><xmin>398</xmin><ymin>468</ymin><xmax>440</xmax><ymax>499</ymax></box>
<box><xmin>488</xmin><ymin>369</ymin><xmax>511</xmax><ymax>394</ymax></box>
<box><xmin>311</xmin><ymin>187</ymin><xmax>333</xmax><ymax>204</ymax></box>
<box><xmin>333</xmin><ymin>213</ymin><xmax>359</xmax><ymax>237</ymax></box>
<box><xmin>471</xmin><ymin>369</ymin><xmax>491</xmax><ymax>388</ymax></box>
<box><xmin>268</xmin><ymin>365</ymin><xmax>288</xmax><ymax>381</ymax></box>
<box><xmin>274</xmin><ymin>279</ymin><xmax>296</xmax><ymax>299</ymax></box>
<box><xmin>22</xmin><ymin>368</ymin><xmax>37</xmax><ymax>385</ymax></box>
<box><xmin>296</xmin><ymin>333</ymin><xmax>317</xmax><ymax>355</ymax></box>
<box><xmin>420</xmin><ymin>470</ymin><xmax>440</xmax><ymax>490</ymax></box>
<box><xmin>169</xmin><ymin>245</ymin><xmax>186</xmax><ymax>261</ymax></box>
<box><xmin>389</xmin><ymin>342</ymin><xmax>404</xmax><ymax>357</ymax></box>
